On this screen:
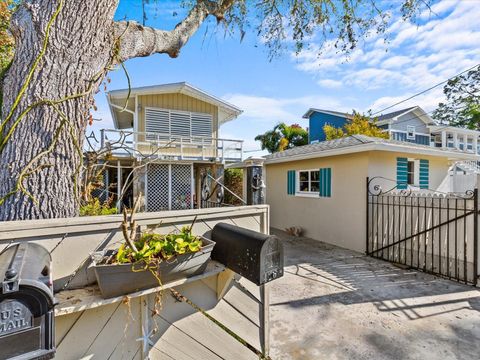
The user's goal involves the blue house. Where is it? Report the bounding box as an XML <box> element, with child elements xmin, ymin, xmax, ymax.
<box><xmin>302</xmin><ymin>106</ymin><xmax>480</xmax><ymax>154</ymax></box>
<box><xmin>302</xmin><ymin>108</ymin><xmax>351</xmax><ymax>143</ymax></box>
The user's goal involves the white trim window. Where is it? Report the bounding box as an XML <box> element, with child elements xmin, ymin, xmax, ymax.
<box><xmin>297</xmin><ymin>169</ymin><xmax>320</xmax><ymax>194</ymax></box>
<box><xmin>145</xmin><ymin>107</ymin><xmax>213</xmax><ymax>141</ymax></box>
<box><xmin>406</xmin><ymin>125</ymin><xmax>416</xmax><ymax>140</ymax></box>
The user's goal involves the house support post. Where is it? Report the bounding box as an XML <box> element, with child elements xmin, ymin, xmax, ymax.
<box><xmin>453</xmin><ymin>132</ymin><xmax>458</xmax><ymax>149</ymax></box>
<box><xmin>441</xmin><ymin>131</ymin><xmax>447</xmax><ymax>148</ymax></box>
<box><xmin>474</xmin><ymin>136</ymin><xmax>478</xmax><ymax>155</ymax></box>
<box><xmin>117</xmin><ymin>160</ymin><xmax>122</xmax><ymax>211</ymax></box>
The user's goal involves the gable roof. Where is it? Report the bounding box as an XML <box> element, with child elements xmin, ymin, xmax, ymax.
<box><xmin>302</xmin><ymin>108</ymin><xmax>353</xmax><ymax>119</ymax></box>
<box><xmin>107</xmin><ymin>82</ymin><xmax>243</xmax><ymax>129</ymax></box>
<box><xmin>264</xmin><ymin>135</ymin><xmax>478</xmax><ymax>164</ymax></box>
<box><xmin>375</xmin><ymin>107</ymin><xmax>416</xmax><ymax>121</ymax></box>
<box><xmin>302</xmin><ymin>106</ymin><xmax>435</xmax><ymax>127</ymax></box>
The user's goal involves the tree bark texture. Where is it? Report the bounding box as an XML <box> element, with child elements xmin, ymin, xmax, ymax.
<box><xmin>0</xmin><ymin>0</ymin><xmax>234</xmax><ymax>221</ymax></box>
<box><xmin>0</xmin><ymin>0</ymin><xmax>118</xmax><ymax>220</ymax></box>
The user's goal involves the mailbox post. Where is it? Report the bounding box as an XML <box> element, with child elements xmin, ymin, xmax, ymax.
<box><xmin>0</xmin><ymin>243</ymin><xmax>56</xmax><ymax>360</ymax></box>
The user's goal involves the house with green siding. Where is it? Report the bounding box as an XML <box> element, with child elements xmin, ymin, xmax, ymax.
<box><xmin>263</xmin><ymin>135</ymin><xmax>478</xmax><ymax>252</ymax></box>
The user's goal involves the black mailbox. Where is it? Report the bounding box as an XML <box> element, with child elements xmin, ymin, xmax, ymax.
<box><xmin>0</xmin><ymin>243</ymin><xmax>55</xmax><ymax>360</ymax></box>
<box><xmin>211</xmin><ymin>223</ymin><xmax>283</xmax><ymax>286</ymax></box>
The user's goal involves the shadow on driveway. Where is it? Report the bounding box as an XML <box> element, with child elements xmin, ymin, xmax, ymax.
<box><xmin>269</xmin><ymin>228</ymin><xmax>480</xmax><ymax>360</ymax></box>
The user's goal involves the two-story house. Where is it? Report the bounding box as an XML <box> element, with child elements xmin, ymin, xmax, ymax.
<box><xmin>100</xmin><ymin>82</ymin><xmax>243</xmax><ymax>212</ymax></box>
<box><xmin>303</xmin><ymin>106</ymin><xmax>480</xmax><ymax>154</ymax></box>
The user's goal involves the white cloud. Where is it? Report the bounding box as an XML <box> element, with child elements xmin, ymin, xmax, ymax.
<box><xmin>368</xmin><ymin>87</ymin><xmax>445</xmax><ymax>115</ymax></box>
<box><xmin>219</xmin><ymin>93</ymin><xmax>346</xmax><ymax>156</ymax></box>
<box><xmin>222</xmin><ymin>93</ymin><xmax>345</xmax><ymax>122</ymax></box>
<box><xmin>317</xmin><ymin>79</ymin><xmax>343</xmax><ymax>88</ymax></box>
<box><xmin>293</xmin><ymin>0</ymin><xmax>480</xmax><ymax>102</ymax></box>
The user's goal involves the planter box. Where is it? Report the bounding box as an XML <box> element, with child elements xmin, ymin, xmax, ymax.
<box><xmin>91</xmin><ymin>237</ymin><xmax>215</xmax><ymax>299</ymax></box>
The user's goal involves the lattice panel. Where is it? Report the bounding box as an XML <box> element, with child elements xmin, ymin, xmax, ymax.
<box><xmin>146</xmin><ymin>164</ymin><xmax>169</xmax><ymax>212</ymax></box>
<box><xmin>171</xmin><ymin>164</ymin><xmax>192</xmax><ymax>210</ymax></box>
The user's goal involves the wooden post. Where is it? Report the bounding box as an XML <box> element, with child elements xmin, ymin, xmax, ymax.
<box><xmin>117</xmin><ymin>160</ymin><xmax>122</xmax><ymax>211</ymax></box>
<box><xmin>259</xmin><ymin>283</ymin><xmax>270</xmax><ymax>357</ymax></box>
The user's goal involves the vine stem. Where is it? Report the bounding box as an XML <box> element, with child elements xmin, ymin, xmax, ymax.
<box><xmin>0</xmin><ymin>0</ymin><xmax>64</xmax><ymax>136</ymax></box>
<box><xmin>0</xmin><ymin>0</ymin><xmax>133</xmax><ymax>210</ymax></box>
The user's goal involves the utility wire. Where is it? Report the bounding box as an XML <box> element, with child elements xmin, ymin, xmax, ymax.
<box><xmin>371</xmin><ymin>63</ymin><xmax>480</xmax><ymax>116</ymax></box>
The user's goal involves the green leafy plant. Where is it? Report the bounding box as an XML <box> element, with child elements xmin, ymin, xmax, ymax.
<box><xmin>79</xmin><ymin>197</ymin><xmax>117</xmax><ymax>216</ymax></box>
<box><xmin>116</xmin><ymin>225</ymin><xmax>202</xmax><ymax>265</ymax></box>
<box><xmin>112</xmin><ymin>197</ymin><xmax>202</xmax><ymax>267</ymax></box>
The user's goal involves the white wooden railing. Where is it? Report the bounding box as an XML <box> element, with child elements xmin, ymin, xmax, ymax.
<box><xmin>100</xmin><ymin>129</ymin><xmax>243</xmax><ymax>162</ymax></box>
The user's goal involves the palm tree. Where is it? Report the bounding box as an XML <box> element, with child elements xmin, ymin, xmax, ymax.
<box><xmin>255</xmin><ymin>123</ymin><xmax>308</xmax><ymax>153</ymax></box>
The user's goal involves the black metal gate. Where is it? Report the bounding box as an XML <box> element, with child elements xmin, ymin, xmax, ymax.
<box><xmin>366</xmin><ymin>177</ymin><xmax>478</xmax><ymax>285</ymax></box>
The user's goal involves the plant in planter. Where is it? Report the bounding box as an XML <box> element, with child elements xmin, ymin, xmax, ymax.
<box><xmin>91</xmin><ymin>198</ymin><xmax>215</xmax><ymax>299</ymax></box>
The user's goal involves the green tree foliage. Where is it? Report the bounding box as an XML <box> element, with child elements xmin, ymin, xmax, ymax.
<box><xmin>255</xmin><ymin>123</ymin><xmax>308</xmax><ymax>153</ymax></box>
<box><xmin>323</xmin><ymin>111</ymin><xmax>389</xmax><ymax>140</ymax></box>
<box><xmin>432</xmin><ymin>65</ymin><xmax>480</xmax><ymax>130</ymax></box>
<box><xmin>0</xmin><ymin>0</ymin><xmax>14</xmax><ymax>74</ymax></box>
<box><xmin>224</xmin><ymin>168</ymin><xmax>243</xmax><ymax>206</ymax></box>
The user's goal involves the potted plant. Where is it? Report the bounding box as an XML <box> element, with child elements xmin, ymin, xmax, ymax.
<box><xmin>91</xmin><ymin>199</ymin><xmax>215</xmax><ymax>299</ymax></box>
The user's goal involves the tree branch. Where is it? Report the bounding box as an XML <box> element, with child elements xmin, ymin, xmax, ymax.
<box><xmin>114</xmin><ymin>0</ymin><xmax>236</xmax><ymax>62</ymax></box>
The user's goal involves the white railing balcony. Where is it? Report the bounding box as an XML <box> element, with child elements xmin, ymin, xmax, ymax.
<box><xmin>99</xmin><ymin>129</ymin><xmax>243</xmax><ymax>162</ymax></box>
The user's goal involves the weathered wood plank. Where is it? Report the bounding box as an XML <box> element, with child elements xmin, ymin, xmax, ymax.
<box><xmin>55</xmin><ymin>261</ymin><xmax>225</xmax><ymax>316</ymax></box>
<box><xmin>149</xmin><ymin>315</ymin><xmax>222</xmax><ymax>360</ymax></box>
<box><xmin>223</xmin><ymin>282</ymin><xmax>261</xmax><ymax>327</ymax></box>
<box><xmin>108</xmin><ymin>298</ymin><xmax>142</xmax><ymax>360</ymax></box>
<box><xmin>55</xmin><ymin>311</ymin><xmax>84</xmax><ymax>346</ymax></box>
<box><xmin>82</xmin><ymin>300</ymin><xmax>139</xmax><ymax>359</ymax></box>
<box><xmin>56</xmin><ymin>302</ymin><xmax>121</xmax><ymax>359</ymax></box>
<box><xmin>0</xmin><ymin>206</ymin><xmax>268</xmax><ymax>239</ymax></box>
<box><xmin>207</xmin><ymin>295</ymin><xmax>262</xmax><ymax>350</ymax></box>
<box><xmin>230</xmin><ymin>214</ymin><xmax>262</xmax><ymax>232</ymax></box>
<box><xmin>236</xmin><ymin>277</ymin><xmax>262</xmax><ymax>302</ymax></box>
<box><xmin>159</xmin><ymin>281</ymin><xmax>260</xmax><ymax>360</ymax></box>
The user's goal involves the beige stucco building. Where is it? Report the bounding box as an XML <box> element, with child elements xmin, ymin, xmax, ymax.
<box><xmin>264</xmin><ymin>135</ymin><xmax>479</xmax><ymax>253</ymax></box>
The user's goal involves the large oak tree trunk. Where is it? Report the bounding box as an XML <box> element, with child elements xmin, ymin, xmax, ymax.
<box><xmin>0</xmin><ymin>0</ymin><xmax>118</xmax><ymax>220</ymax></box>
<box><xmin>0</xmin><ymin>0</ymin><xmax>233</xmax><ymax>221</ymax></box>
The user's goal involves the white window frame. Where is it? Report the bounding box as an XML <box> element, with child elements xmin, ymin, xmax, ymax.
<box><xmin>296</xmin><ymin>169</ymin><xmax>320</xmax><ymax>197</ymax></box>
<box><xmin>406</xmin><ymin>125</ymin><xmax>416</xmax><ymax>140</ymax></box>
<box><xmin>405</xmin><ymin>158</ymin><xmax>420</xmax><ymax>188</ymax></box>
<box><xmin>144</xmin><ymin>107</ymin><xmax>213</xmax><ymax>141</ymax></box>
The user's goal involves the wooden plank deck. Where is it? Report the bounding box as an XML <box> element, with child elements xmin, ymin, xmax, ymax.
<box><xmin>0</xmin><ymin>206</ymin><xmax>271</xmax><ymax>359</ymax></box>
<box><xmin>55</xmin><ymin>261</ymin><xmax>225</xmax><ymax>316</ymax></box>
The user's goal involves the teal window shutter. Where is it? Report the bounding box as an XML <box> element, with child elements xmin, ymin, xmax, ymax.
<box><xmin>319</xmin><ymin>168</ymin><xmax>332</xmax><ymax>197</ymax></box>
<box><xmin>287</xmin><ymin>170</ymin><xmax>296</xmax><ymax>195</ymax></box>
<box><xmin>419</xmin><ymin>159</ymin><xmax>429</xmax><ymax>189</ymax></box>
<box><xmin>396</xmin><ymin>157</ymin><xmax>408</xmax><ymax>190</ymax></box>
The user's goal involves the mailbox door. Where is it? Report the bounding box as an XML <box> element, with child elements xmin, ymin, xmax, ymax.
<box><xmin>260</xmin><ymin>237</ymin><xmax>284</xmax><ymax>284</ymax></box>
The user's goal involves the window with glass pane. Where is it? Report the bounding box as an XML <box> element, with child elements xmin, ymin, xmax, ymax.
<box><xmin>299</xmin><ymin>171</ymin><xmax>309</xmax><ymax>191</ymax></box>
<box><xmin>407</xmin><ymin>161</ymin><xmax>414</xmax><ymax>185</ymax></box>
<box><xmin>297</xmin><ymin>170</ymin><xmax>320</xmax><ymax>193</ymax></box>
<box><xmin>310</xmin><ymin>171</ymin><xmax>320</xmax><ymax>192</ymax></box>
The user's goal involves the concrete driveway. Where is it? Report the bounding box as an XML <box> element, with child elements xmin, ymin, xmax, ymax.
<box><xmin>269</xmin><ymin>229</ymin><xmax>480</xmax><ymax>360</ymax></box>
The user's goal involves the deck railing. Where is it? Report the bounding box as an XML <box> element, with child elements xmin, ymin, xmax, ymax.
<box><xmin>388</xmin><ymin>129</ymin><xmax>431</xmax><ymax>146</ymax></box>
<box><xmin>100</xmin><ymin>129</ymin><xmax>243</xmax><ymax>162</ymax></box>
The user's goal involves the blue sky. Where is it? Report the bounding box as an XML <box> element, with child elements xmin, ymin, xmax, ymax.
<box><xmin>92</xmin><ymin>0</ymin><xmax>480</xmax><ymax>157</ymax></box>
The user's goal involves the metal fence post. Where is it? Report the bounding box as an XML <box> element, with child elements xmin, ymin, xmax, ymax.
<box><xmin>366</xmin><ymin>177</ymin><xmax>369</xmax><ymax>255</ymax></box>
<box><xmin>474</xmin><ymin>186</ymin><xmax>479</xmax><ymax>286</ymax></box>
